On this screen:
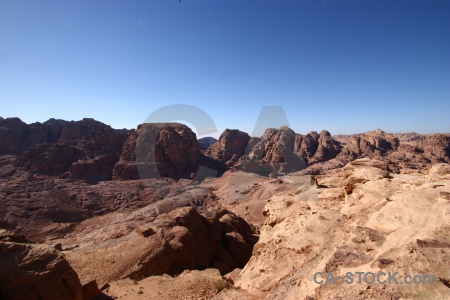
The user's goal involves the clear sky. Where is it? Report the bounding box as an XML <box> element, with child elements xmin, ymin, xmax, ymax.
<box><xmin>1</xmin><ymin>0</ymin><xmax>449</xmax><ymax>138</ymax></box>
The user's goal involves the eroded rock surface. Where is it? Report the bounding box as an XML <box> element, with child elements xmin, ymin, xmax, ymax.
<box><xmin>113</xmin><ymin>123</ymin><xmax>200</xmax><ymax>180</ymax></box>
<box><xmin>202</xmin><ymin>129</ymin><xmax>250</xmax><ymax>172</ymax></box>
<box><xmin>216</xmin><ymin>159</ymin><xmax>450</xmax><ymax>299</ymax></box>
<box><xmin>0</xmin><ymin>231</ymin><xmax>83</xmax><ymax>300</ymax></box>
<box><xmin>61</xmin><ymin>205</ymin><xmax>257</xmax><ymax>287</ymax></box>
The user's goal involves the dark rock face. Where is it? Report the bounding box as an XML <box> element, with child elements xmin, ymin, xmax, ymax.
<box><xmin>12</xmin><ymin>119</ymin><xmax>127</xmax><ymax>181</ymax></box>
<box><xmin>0</xmin><ymin>117</ymin><xmax>121</xmax><ymax>155</ymax></box>
<box><xmin>67</xmin><ymin>133</ymin><xmax>128</xmax><ymax>182</ymax></box>
<box><xmin>310</xmin><ymin>130</ymin><xmax>342</xmax><ymax>163</ymax></box>
<box><xmin>113</xmin><ymin>123</ymin><xmax>200</xmax><ymax>180</ymax></box>
<box><xmin>0</xmin><ymin>118</ymin><xmax>28</xmax><ymax>154</ymax></box>
<box><xmin>0</xmin><ymin>237</ymin><xmax>83</xmax><ymax>300</ymax></box>
<box><xmin>128</xmin><ymin>206</ymin><xmax>257</xmax><ymax>278</ymax></box>
<box><xmin>198</xmin><ymin>137</ymin><xmax>217</xmax><ymax>150</ymax></box>
<box><xmin>15</xmin><ymin>142</ymin><xmax>82</xmax><ymax>176</ymax></box>
<box><xmin>202</xmin><ymin>129</ymin><xmax>250</xmax><ymax>171</ymax></box>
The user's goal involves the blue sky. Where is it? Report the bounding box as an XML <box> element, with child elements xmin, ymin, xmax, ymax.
<box><xmin>1</xmin><ymin>0</ymin><xmax>449</xmax><ymax>138</ymax></box>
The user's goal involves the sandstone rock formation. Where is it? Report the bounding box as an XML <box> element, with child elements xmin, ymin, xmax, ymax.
<box><xmin>61</xmin><ymin>204</ymin><xmax>257</xmax><ymax>287</ymax></box>
<box><xmin>215</xmin><ymin>159</ymin><xmax>450</xmax><ymax>299</ymax></box>
<box><xmin>198</xmin><ymin>136</ymin><xmax>218</xmax><ymax>150</ymax></box>
<box><xmin>104</xmin><ymin>268</ymin><xmax>227</xmax><ymax>299</ymax></box>
<box><xmin>1</xmin><ymin>117</ymin><xmax>450</xmax><ymax>299</ymax></box>
<box><xmin>127</xmin><ymin>206</ymin><xmax>257</xmax><ymax>278</ymax></box>
<box><xmin>338</xmin><ymin>129</ymin><xmax>400</xmax><ymax>160</ymax></box>
<box><xmin>10</xmin><ymin>120</ymin><xmax>203</xmax><ymax>182</ymax></box>
<box><xmin>202</xmin><ymin>129</ymin><xmax>250</xmax><ymax>171</ymax></box>
<box><xmin>0</xmin><ymin>118</ymin><xmax>28</xmax><ymax>154</ymax></box>
<box><xmin>0</xmin><ymin>117</ymin><xmax>122</xmax><ymax>155</ymax></box>
<box><xmin>113</xmin><ymin>123</ymin><xmax>200</xmax><ymax>180</ymax></box>
<box><xmin>237</xmin><ymin>126</ymin><xmax>340</xmax><ymax>176</ymax></box>
<box><xmin>10</xmin><ymin>118</ymin><xmax>128</xmax><ymax>182</ymax></box>
<box><xmin>0</xmin><ymin>230</ymin><xmax>83</xmax><ymax>300</ymax></box>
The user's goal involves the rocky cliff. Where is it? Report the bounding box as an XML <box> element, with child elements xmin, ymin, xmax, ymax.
<box><xmin>112</xmin><ymin>122</ymin><xmax>200</xmax><ymax>180</ymax></box>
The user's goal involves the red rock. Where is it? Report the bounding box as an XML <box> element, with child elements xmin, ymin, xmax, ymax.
<box><xmin>113</xmin><ymin>123</ymin><xmax>200</xmax><ymax>180</ymax></box>
<box><xmin>202</xmin><ymin>129</ymin><xmax>250</xmax><ymax>170</ymax></box>
<box><xmin>126</xmin><ymin>206</ymin><xmax>257</xmax><ymax>278</ymax></box>
<box><xmin>0</xmin><ymin>240</ymin><xmax>83</xmax><ymax>300</ymax></box>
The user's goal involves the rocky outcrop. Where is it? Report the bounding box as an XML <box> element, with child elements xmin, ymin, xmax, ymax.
<box><xmin>421</xmin><ymin>134</ymin><xmax>450</xmax><ymax>159</ymax></box>
<box><xmin>239</xmin><ymin>126</ymin><xmax>306</xmax><ymax>176</ymax></box>
<box><xmin>296</xmin><ymin>131</ymin><xmax>319</xmax><ymax>162</ymax></box>
<box><xmin>236</xmin><ymin>127</ymin><xmax>340</xmax><ymax>176</ymax></box>
<box><xmin>0</xmin><ymin>235</ymin><xmax>83</xmax><ymax>300</ymax></box>
<box><xmin>339</xmin><ymin>129</ymin><xmax>399</xmax><ymax>159</ymax></box>
<box><xmin>14</xmin><ymin>142</ymin><xmax>82</xmax><ymax>176</ymax></box>
<box><xmin>104</xmin><ymin>269</ymin><xmax>226</xmax><ymax>299</ymax></box>
<box><xmin>0</xmin><ymin>118</ymin><xmax>28</xmax><ymax>154</ymax></box>
<box><xmin>5</xmin><ymin>118</ymin><xmax>128</xmax><ymax>181</ymax></box>
<box><xmin>62</xmin><ymin>204</ymin><xmax>258</xmax><ymax>286</ymax></box>
<box><xmin>216</xmin><ymin>159</ymin><xmax>450</xmax><ymax>299</ymax></box>
<box><xmin>202</xmin><ymin>129</ymin><xmax>250</xmax><ymax>171</ymax></box>
<box><xmin>0</xmin><ymin>117</ymin><xmax>123</xmax><ymax>155</ymax></box>
<box><xmin>127</xmin><ymin>207</ymin><xmax>257</xmax><ymax>278</ymax></box>
<box><xmin>310</xmin><ymin>130</ymin><xmax>342</xmax><ymax>163</ymax></box>
<box><xmin>14</xmin><ymin>129</ymin><xmax>127</xmax><ymax>181</ymax></box>
<box><xmin>113</xmin><ymin>123</ymin><xmax>200</xmax><ymax>180</ymax></box>
<box><xmin>198</xmin><ymin>137</ymin><xmax>218</xmax><ymax>150</ymax></box>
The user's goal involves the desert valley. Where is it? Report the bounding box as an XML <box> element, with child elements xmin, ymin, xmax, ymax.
<box><xmin>0</xmin><ymin>116</ymin><xmax>449</xmax><ymax>299</ymax></box>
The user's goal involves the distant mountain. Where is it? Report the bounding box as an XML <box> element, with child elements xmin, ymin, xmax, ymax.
<box><xmin>0</xmin><ymin>116</ymin><xmax>3</xmax><ymax>121</ymax></box>
<box><xmin>1</xmin><ymin>117</ymin><xmax>449</xmax><ymax>180</ymax></box>
<box><xmin>198</xmin><ymin>136</ymin><xmax>217</xmax><ymax>150</ymax></box>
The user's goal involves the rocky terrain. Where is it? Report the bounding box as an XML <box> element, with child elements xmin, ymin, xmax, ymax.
<box><xmin>0</xmin><ymin>117</ymin><xmax>449</xmax><ymax>299</ymax></box>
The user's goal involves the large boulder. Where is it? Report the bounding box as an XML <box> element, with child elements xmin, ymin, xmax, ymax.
<box><xmin>63</xmin><ymin>205</ymin><xmax>258</xmax><ymax>286</ymax></box>
<box><xmin>126</xmin><ymin>207</ymin><xmax>257</xmax><ymax>278</ymax></box>
<box><xmin>0</xmin><ymin>236</ymin><xmax>83</xmax><ymax>300</ymax></box>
